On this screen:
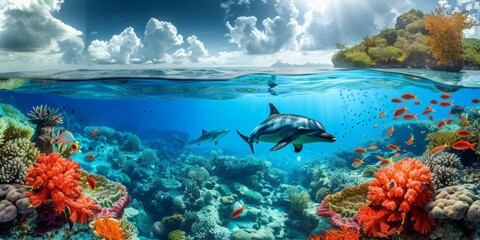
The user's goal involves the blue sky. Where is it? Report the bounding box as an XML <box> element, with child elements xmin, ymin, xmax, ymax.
<box><xmin>0</xmin><ymin>0</ymin><xmax>479</xmax><ymax>70</ymax></box>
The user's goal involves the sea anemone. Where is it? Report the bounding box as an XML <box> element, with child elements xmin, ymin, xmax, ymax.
<box><xmin>28</xmin><ymin>105</ymin><xmax>63</xmax><ymax>127</ymax></box>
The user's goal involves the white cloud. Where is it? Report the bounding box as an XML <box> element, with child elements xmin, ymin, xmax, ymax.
<box><xmin>58</xmin><ymin>36</ymin><xmax>84</xmax><ymax>64</ymax></box>
<box><xmin>172</xmin><ymin>35</ymin><xmax>209</xmax><ymax>63</ymax></box>
<box><xmin>87</xmin><ymin>27</ymin><xmax>142</xmax><ymax>64</ymax></box>
<box><xmin>144</xmin><ymin>18</ymin><xmax>184</xmax><ymax>62</ymax></box>
<box><xmin>226</xmin><ymin>0</ymin><xmax>300</xmax><ymax>54</ymax></box>
<box><xmin>298</xmin><ymin>0</ymin><xmax>413</xmax><ymax>50</ymax></box>
<box><xmin>0</xmin><ymin>0</ymin><xmax>83</xmax><ymax>53</ymax></box>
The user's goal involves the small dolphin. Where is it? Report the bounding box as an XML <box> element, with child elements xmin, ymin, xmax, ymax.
<box><xmin>449</xmin><ymin>106</ymin><xmax>464</xmax><ymax>115</ymax></box>
<box><xmin>176</xmin><ymin>129</ymin><xmax>231</xmax><ymax>149</ymax></box>
<box><xmin>237</xmin><ymin>103</ymin><xmax>336</xmax><ymax>153</ymax></box>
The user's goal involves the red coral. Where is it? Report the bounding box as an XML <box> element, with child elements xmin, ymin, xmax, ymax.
<box><xmin>307</xmin><ymin>226</ymin><xmax>360</xmax><ymax>240</ymax></box>
<box><xmin>316</xmin><ymin>198</ymin><xmax>360</xmax><ymax>230</ymax></box>
<box><xmin>357</xmin><ymin>158</ymin><xmax>435</xmax><ymax>237</ymax></box>
<box><xmin>25</xmin><ymin>153</ymin><xmax>100</xmax><ymax>224</ymax></box>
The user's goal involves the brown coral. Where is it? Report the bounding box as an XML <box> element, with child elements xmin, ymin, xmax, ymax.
<box><xmin>324</xmin><ymin>181</ymin><xmax>370</xmax><ymax>218</ymax></box>
<box><xmin>426</xmin><ymin>131</ymin><xmax>461</xmax><ymax>154</ymax></box>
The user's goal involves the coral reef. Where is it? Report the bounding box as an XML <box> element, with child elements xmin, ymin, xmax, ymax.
<box><xmin>426</xmin><ymin>131</ymin><xmax>461</xmax><ymax>154</ymax></box>
<box><xmin>0</xmin><ymin>184</ymin><xmax>34</xmax><ymax>222</ymax></box>
<box><xmin>287</xmin><ymin>187</ymin><xmax>310</xmax><ymax>213</ymax></box>
<box><xmin>316</xmin><ymin>198</ymin><xmax>360</xmax><ymax>230</ymax></box>
<box><xmin>28</xmin><ymin>105</ymin><xmax>63</xmax><ymax>154</ymax></box>
<box><xmin>0</xmin><ymin>137</ymin><xmax>39</xmax><ymax>183</ymax></box>
<box><xmin>425</xmin><ymin>184</ymin><xmax>480</xmax><ymax>221</ymax></box>
<box><xmin>419</xmin><ymin>152</ymin><xmax>464</xmax><ymax>190</ymax></box>
<box><xmin>307</xmin><ymin>226</ymin><xmax>360</xmax><ymax>240</ymax></box>
<box><xmin>324</xmin><ymin>181</ymin><xmax>370</xmax><ymax>218</ymax></box>
<box><xmin>361</xmin><ymin>165</ymin><xmax>378</xmax><ymax>178</ymax></box>
<box><xmin>0</xmin><ymin>103</ymin><xmax>27</xmax><ymax>120</ymax></box>
<box><xmin>90</xmin><ymin>216</ymin><xmax>139</xmax><ymax>240</ymax></box>
<box><xmin>25</xmin><ymin>152</ymin><xmax>101</xmax><ymax>224</ymax></box>
<box><xmin>357</xmin><ymin>158</ymin><xmax>435</xmax><ymax>237</ymax></box>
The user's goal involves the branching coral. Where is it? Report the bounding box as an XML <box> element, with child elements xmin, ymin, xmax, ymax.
<box><xmin>419</xmin><ymin>152</ymin><xmax>464</xmax><ymax>190</ymax></box>
<box><xmin>307</xmin><ymin>226</ymin><xmax>360</xmax><ymax>240</ymax></box>
<box><xmin>357</xmin><ymin>158</ymin><xmax>436</xmax><ymax>237</ymax></box>
<box><xmin>0</xmin><ymin>136</ymin><xmax>39</xmax><ymax>183</ymax></box>
<box><xmin>25</xmin><ymin>152</ymin><xmax>100</xmax><ymax>224</ymax></box>
<box><xmin>288</xmin><ymin>187</ymin><xmax>310</xmax><ymax>212</ymax></box>
<box><xmin>90</xmin><ymin>216</ymin><xmax>124</xmax><ymax>240</ymax></box>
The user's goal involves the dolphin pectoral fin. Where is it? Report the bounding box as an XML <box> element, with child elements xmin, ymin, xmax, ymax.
<box><xmin>237</xmin><ymin>130</ymin><xmax>254</xmax><ymax>153</ymax></box>
<box><xmin>270</xmin><ymin>137</ymin><xmax>294</xmax><ymax>151</ymax></box>
<box><xmin>293</xmin><ymin>144</ymin><xmax>303</xmax><ymax>153</ymax></box>
<box><xmin>214</xmin><ymin>140</ymin><xmax>218</xmax><ymax>145</ymax></box>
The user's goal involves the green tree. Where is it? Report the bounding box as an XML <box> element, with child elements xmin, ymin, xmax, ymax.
<box><xmin>379</xmin><ymin>29</ymin><xmax>398</xmax><ymax>45</ymax></box>
<box><xmin>345</xmin><ymin>51</ymin><xmax>373</xmax><ymax>67</ymax></box>
<box><xmin>368</xmin><ymin>46</ymin><xmax>405</xmax><ymax>64</ymax></box>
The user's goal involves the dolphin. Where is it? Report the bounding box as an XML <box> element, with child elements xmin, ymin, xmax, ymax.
<box><xmin>237</xmin><ymin>103</ymin><xmax>336</xmax><ymax>153</ymax></box>
<box><xmin>176</xmin><ymin>129</ymin><xmax>231</xmax><ymax>149</ymax></box>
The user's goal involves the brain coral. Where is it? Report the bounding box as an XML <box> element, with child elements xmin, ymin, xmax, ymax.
<box><xmin>358</xmin><ymin>158</ymin><xmax>436</xmax><ymax>237</ymax></box>
<box><xmin>419</xmin><ymin>152</ymin><xmax>464</xmax><ymax>190</ymax></box>
<box><xmin>425</xmin><ymin>184</ymin><xmax>480</xmax><ymax>222</ymax></box>
<box><xmin>0</xmin><ymin>184</ymin><xmax>34</xmax><ymax>222</ymax></box>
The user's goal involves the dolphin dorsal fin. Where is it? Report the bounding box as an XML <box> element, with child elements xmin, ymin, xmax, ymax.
<box><xmin>269</xmin><ymin>103</ymin><xmax>280</xmax><ymax>116</ymax></box>
<box><xmin>202</xmin><ymin>130</ymin><xmax>207</xmax><ymax>135</ymax></box>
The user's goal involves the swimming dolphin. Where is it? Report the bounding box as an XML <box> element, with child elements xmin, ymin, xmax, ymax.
<box><xmin>237</xmin><ymin>103</ymin><xmax>336</xmax><ymax>153</ymax></box>
<box><xmin>176</xmin><ymin>129</ymin><xmax>231</xmax><ymax>149</ymax></box>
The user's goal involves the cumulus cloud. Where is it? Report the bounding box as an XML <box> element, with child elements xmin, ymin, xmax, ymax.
<box><xmin>176</xmin><ymin>35</ymin><xmax>209</xmax><ymax>63</ymax></box>
<box><xmin>221</xmin><ymin>0</ymin><xmax>267</xmax><ymax>19</ymax></box>
<box><xmin>144</xmin><ymin>18</ymin><xmax>184</xmax><ymax>62</ymax></box>
<box><xmin>88</xmin><ymin>27</ymin><xmax>142</xmax><ymax>64</ymax></box>
<box><xmin>226</xmin><ymin>0</ymin><xmax>300</xmax><ymax>54</ymax></box>
<box><xmin>58</xmin><ymin>36</ymin><xmax>85</xmax><ymax>64</ymax></box>
<box><xmin>0</xmin><ymin>0</ymin><xmax>83</xmax><ymax>53</ymax></box>
<box><xmin>298</xmin><ymin>0</ymin><xmax>414</xmax><ymax>50</ymax></box>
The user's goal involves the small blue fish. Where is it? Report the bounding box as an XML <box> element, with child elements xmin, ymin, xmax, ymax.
<box><xmin>52</xmin><ymin>129</ymin><xmax>75</xmax><ymax>144</ymax></box>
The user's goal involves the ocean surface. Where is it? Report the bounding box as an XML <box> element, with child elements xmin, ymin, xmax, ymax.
<box><xmin>0</xmin><ymin>68</ymin><xmax>479</xmax><ymax>239</ymax></box>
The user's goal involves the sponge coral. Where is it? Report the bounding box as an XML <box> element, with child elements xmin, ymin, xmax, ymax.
<box><xmin>90</xmin><ymin>216</ymin><xmax>124</xmax><ymax>240</ymax></box>
<box><xmin>25</xmin><ymin>152</ymin><xmax>100</xmax><ymax>224</ymax></box>
<box><xmin>419</xmin><ymin>152</ymin><xmax>464</xmax><ymax>190</ymax></box>
<box><xmin>357</xmin><ymin>158</ymin><xmax>435</xmax><ymax>237</ymax></box>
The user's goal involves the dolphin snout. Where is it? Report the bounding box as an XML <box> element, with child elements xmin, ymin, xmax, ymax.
<box><xmin>320</xmin><ymin>132</ymin><xmax>336</xmax><ymax>142</ymax></box>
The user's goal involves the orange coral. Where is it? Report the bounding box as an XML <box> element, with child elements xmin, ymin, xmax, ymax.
<box><xmin>358</xmin><ymin>158</ymin><xmax>435</xmax><ymax>237</ymax></box>
<box><xmin>25</xmin><ymin>152</ymin><xmax>100</xmax><ymax>224</ymax></box>
<box><xmin>90</xmin><ymin>216</ymin><xmax>125</xmax><ymax>240</ymax></box>
<box><xmin>307</xmin><ymin>226</ymin><xmax>360</xmax><ymax>240</ymax></box>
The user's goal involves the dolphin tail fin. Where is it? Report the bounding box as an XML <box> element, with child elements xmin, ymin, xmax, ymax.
<box><xmin>175</xmin><ymin>135</ymin><xmax>186</xmax><ymax>149</ymax></box>
<box><xmin>236</xmin><ymin>130</ymin><xmax>254</xmax><ymax>153</ymax></box>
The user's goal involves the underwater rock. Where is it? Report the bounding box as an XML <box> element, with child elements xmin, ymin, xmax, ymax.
<box><xmin>231</xmin><ymin>229</ymin><xmax>252</xmax><ymax>240</ymax></box>
<box><xmin>252</xmin><ymin>227</ymin><xmax>275</xmax><ymax>240</ymax></box>
<box><xmin>219</xmin><ymin>195</ymin><xmax>235</xmax><ymax>205</ymax></box>
<box><xmin>152</xmin><ymin>221</ymin><xmax>166</xmax><ymax>239</ymax></box>
<box><xmin>172</xmin><ymin>196</ymin><xmax>186</xmax><ymax>212</ymax></box>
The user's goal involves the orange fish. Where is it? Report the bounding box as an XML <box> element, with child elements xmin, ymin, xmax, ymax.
<box><xmin>472</xmin><ymin>98</ymin><xmax>480</xmax><ymax>104</ymax></box>
<box><xmin>355</xmin><ymin>148</ymin><xmax>367</xmax><ymax>153</ymax></box>
<box><xmin>351</xmin><ymin>156</ymin><xmax>367</xmax><ymax>169</ymax></box>
<box><xmin>70</xmin><ymin>141</ymin><xmax>80</xmax><ymax>151</ymax></box>
<box><xmin>231</xmin><ymin>205</ymin><xmax>246</xmax><ymax>218</ymax></box>
<box><xmin>373</xmin><ymin>123</ymin><xmax>378</xmax><ymax>128</ymax></box>
<box><xmin>422</xmin><ymin>106</ymin><xmax>435</xmax><ymax>115</ymax></box>
<box><xmin>391</xmin><ymin>98</ymin><xmax>403</xmax><ymax>103</ymax></box>
<box><xmin>430</xmin><ymin>144</ymin><xmax>448</xmax><ymax>155</ymax></box>
<box><xmin>406</xmin><ymin>135</ymin><xmax>414</xmax><ymax>145</ymax></box>
<box><xmin>429</xmin><ymin>116</ymin><xmax>434</xmax><ymax>121</ymax></box>
<box><xmin>414</xmin><ymin>101</ymin><xmax>421</xmax><ymax>105</ymax></box>
<box><xmin>91</xmin><ymin>129</ymin><xmax>99</xmax><ymax>136</ymax></box>
<box><xmin>462</xmin><ymin>118</ymin><xmax>469</xmax><ymax>127</ymax></box>
<box><xmin>445</xmin><ymin>118</ymin><xmax>453</xmax><ymax>125</ymax></box>
<box><xmin>388</xmin><ymin>144</ymin><xmax>400</xmax><ymax>150</ymax></box>
<box><xmin>439</xmin><ymin>101</ymin><xmax>454</xmax><ymax>107</ymax></box>
<box><xmin>87</xmin><ymin>178</ymin><xmax>96</xmax><ymax>192</ymax></box>
<box><xmin>377</xmin><ymin>156</ymin><xmax>394</xmax><ymax>168</ymax></box>
<box><xmin>386</xmin><ymin>126</ymin><xmax>395</xmax><ymax>136</ymax></box>
<box><xmin>457</xmin><ymin>130</ymin><xmax>474</xmax><ymax>137</ymax></box>
<box><xmin>86</xmin><ymin>154</ymin><xmax>99</xmax><ymax>159</ymax></box>
<box><xmin>369</xmin><ymin>145</ymin><xmax>377</xmax><ymax>150</ymax></box>
<box><xmin>436</xmin><ymin>120</ymin><xmax>446</xmax><ymax>129</ymax></box>
<box><xmin>28</xmin><ymin>199</ymin><xmax>42</xmax><ymax>209</ymax></box>
<box><xmin>32</xmin><ymin>179</ymin><xmax>43</xmax><ymax>190</ymax></box>
<box><xmin>392</xmin><ymin>152</ymin><xmax>401</xmax><ymax>158</ymax></box>
<box><xmin>402</xmin><ymin>113</ymin><xmax>417</xmax><ymax>120</ymax></box>
<box><xmin>430</xmin><ymin>99</ymin><xmax>438</xmax><ymax>104</ymax></box>
<box><xmin>401</xmin><ymin>93</ymin><xmax>417</xmax><ymax>100</ymax></box>
<box><xmin>378</xmin><ymin>111</ymin><xmax>386</xmax><ymax>118</ymax></box>
<box><xmin>452</xmin><ymin>141</ymin><xmax>477</xmax><ymax>151</ymax></box>
<box><xmin>440</xmin><ymin>94</ymin><xmax>452</xmax><ymax>99</ymax></box>
<box><xmin>393</xmin><ymin>106</ymin><xmax>407</xmax><ymax>118</ymax></box>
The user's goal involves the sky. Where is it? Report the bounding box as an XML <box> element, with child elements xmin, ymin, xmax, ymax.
<box><xmin>0</xmin><ymin>0</ymin><xmax>479</xmax><ymax>71</ymax></box>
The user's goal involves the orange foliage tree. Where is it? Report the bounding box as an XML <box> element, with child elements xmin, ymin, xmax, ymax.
<box><xmin>424</xmin><ymin>7</ymin><xmax>476</xmax><ymax>65</ymax></box>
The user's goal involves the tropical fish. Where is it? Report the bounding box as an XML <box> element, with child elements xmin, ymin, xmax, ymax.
<box><xmin>439</xmin><ymin>101</ymin><xmax>454</xmax><ymax>107</ymax></box>
<box><xmin>406</xmin><ymin>135</ymin><xmax>414</xmax><ymax>145</ymax></box>
<box><xmin>368</xmin><ymin>145</ymin><xmax>377</xmax><ymax>150</ymax></box>
<box><xmin>178</xmin><ymin>129</ymin><xmax>231</xmax><ymax>149</ymax></box>
<box><xmin>355</xmin><ymin>148</ymin><xmax>367</xmax><ymax>153</ymax></box>
<box><xmin>429</xmin><ymin>116</ymin><xmax>434</xmax><ymax>121</ymax></box>
<box><xmin>422</xmin><ymin>106</ymin><xmax>435</xmax><ymax>115</ymax></box>
<box><xmin>401</xmin><ymin>93</ymin><xmax>417</xmax><ymax>100</ymax></box>
<box><xmin>393</xmin><ymin>106</ymin><xmax>407</xmax><ymax>118</ymax></box>
<box><xmin>440</xmin><ymin>94</ymin><xmax>452</xmax><ymax>99</ymax></box>
<box><xmin>402</xmin><ymin>113</ymin><xmax>417</xmax><ymax>120</ymax></box>
<box><xmin>378</xmin><ymin>111</ymin><xmax>386</xmax><ymax>118</ymax></box>
<box><xmin>351</xmin><ymin>156</ymin><xmax>367</xmax><ymax>169</ymax></box>
<box><xmin>231</xmin><ymin>205</ymin><xmax>245</xmax><ymax>218</ymax></box>
<box><xmin>449</xmin><ymin>106</ymin><xmax>464</xmax><ymax>115</ymax></box>
<box><xmin>373</xmin><ymin>123</ymin><xmax>378</xmax><ymax>128</ymax></box>
<box><xmin>237</xmin><ymin>103</ymin><xmax>335</xmax><ymax>153</ymax></box>
<box><xmin>457</xmin><ymin>130</ymin><xmax>474</xmax><ymax>137</ymax></box>
<box><xmin>91</xmin><ymin>129</ymin><xmax>99</xmax><ymax>136</ymax></box>
<box><xmin>28</xmin><ymin>199</ymin><xmax>42</xmax><ymax>208</ymax></box>
<box><xmin>462</xmin><ymin>118</ymin><xmax>469</xmax><ymax>127</ymax></box>
<box><xmin>472</xmin><ymin>98</ymin><xmax>480</xmax><ymax>104</ymax></box>
<box><xmin>64</xmin><ymin>206</ymin><xmax>74</xmax><ymax>231</ymax></box>
<box><xmin>86</xmin><ymin>154</ymin><xmax>99</xmax><ymax>159</ymax></box>
<box><xmin>70</xmin><ymin>141</ymin><xmax>80</xmax><ymax>151</ymax></box>
<box><xmin>436</xmin><ymin>120</ymin><xmax>446</xmax><ymax>129</ymax></box>
<box><xmin>386</xmin><ymin>126</ymin><xmax>395</xmax><ymax>136</ymax></box>
<box><xmin>52</xmin><ymin>129</ymin><xmax>75</xmax><ymax>144</ymax></box>
<box><xmin>430</xmin><ymin>99</ymin><xmax>438</xmax><ymax>104</ymax></box>
<box><xmin>87</xmin><ymin>178</ymin><xmax>96</xmax><ymax>192</ymax></box>
<box><xmin>388</xmin><ymin>144</ymin><xmax>400</xmax><ymax>151</ymax></box>
<box><xmin>377</xmin><ymin>155</ymin><xmax>394</xmax><ymax>168</ymax></box>
<box><xmin>451</xmin><ymin>140</ymin><xmax>477</xmax><ymax>151</ymax></box>
<box><xmin>390</xmin><ymin>98</ymin><xmax>403</xmax><ymax>103</ymax></box>
<box><xmin>392</xmin><ymin>152</ymin><xmax>401</xmax><ymax>158</ymax></box>
<box><xmin>414</xmin><ymin>101</ymin><xmax>421</xmax><ymax>105</ymax></box>
<box><xmin>445</xmin><ymin>118</ymin><xmax>453</xmax><ymax>125</ymax></box>
<box><xmin>24</xmin><ymin>179</ymin><xmax>43</xmax><ymax>190</ymax></box>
